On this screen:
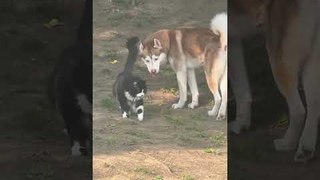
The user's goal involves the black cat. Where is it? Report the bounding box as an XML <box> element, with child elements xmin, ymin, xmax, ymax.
<box><xmin>47</xmin><ymin>0</ymin><xmax>92</xmax><ymax>156</ymax></box>
<box><xmin>113</xmin><ymin>37</ymin><xmax>147</xmax><ymax>121</ymax></box>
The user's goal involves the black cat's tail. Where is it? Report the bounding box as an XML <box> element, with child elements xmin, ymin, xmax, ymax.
<box><xmin>123</xmin><ymin>37</ymin><xmax>140</xmax><ymax>73</ymax></box>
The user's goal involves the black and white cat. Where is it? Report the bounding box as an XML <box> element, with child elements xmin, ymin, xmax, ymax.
<box><xmin>113</xmin><ymin>37</ymin><xmax>147</xmax><ymax>121</ymax></box>
<box><xmin>47</xmin><ymin>0</ymin><xmax>92</xmax><ymax>156</ymax></box>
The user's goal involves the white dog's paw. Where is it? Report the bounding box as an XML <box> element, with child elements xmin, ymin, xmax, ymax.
<box><xmin>208</xmin><ymin>110</ymin><xmax>217</xmax><ymax>117</ymax></box>
<box><xmin>216</xmin><ymin>114</ymin><xmax>225</xmax><ymax>121</ymax></box>
<box><xmin>228</xmin><ymin>121</ymin><xmax>250</xmax><ymax>134</ymax></box>
<box><xmin>294</xmin><ymin>148</ymin><xmax>315</xmax><ymax>163</ymax></box>
<box><xmin>273</xmin><ymin>138</ymin><xmax>296</xmax><ymax>151</ymax></box>
<box><xmin>137</xmin><ymin>114</ymin><xmax>144</xmax><ymax>121</ymax></box>
<box><xmin>187</xmin><ymin>102</ymin><xmax>198</xmax><ymax>109</ymax></box>
<box><xmin>172</xmin><ymin>102</ymin><xmax>185</xmax><ymax>109</ymax></box>
<box><xmin>294</xmin><ymin>138</ymin><xmax>316</xmax><ymax>162</ymax></box>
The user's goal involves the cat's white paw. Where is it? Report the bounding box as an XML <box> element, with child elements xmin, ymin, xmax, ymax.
<box><xmin>122</xmin><ymin>112</ymin><xmax>129</xmax><ymax>118</ymax></box>
<box><xmin>137</xmin><ymin>114</ymin><xmax>144</xmax><ymax>121</ymax></box>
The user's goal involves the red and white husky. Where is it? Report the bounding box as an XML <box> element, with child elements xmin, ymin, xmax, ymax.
<box><xmin>139</xmin><ymin>13</ymin><xmax>227</xmax><ymax>120</ymax></box>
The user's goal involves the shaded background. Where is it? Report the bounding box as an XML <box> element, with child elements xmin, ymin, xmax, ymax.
<box><xmin>228</xmin><ymin>25</ymin><xmax>320</xmax><ymax>180</ymax></box>
<box><xmin>0</xmin><ymin>0</ymin><xmax>91</xmax><ymax>179</ymax></box>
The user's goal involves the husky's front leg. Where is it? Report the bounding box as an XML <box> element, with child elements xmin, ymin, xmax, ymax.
<box><xmin>172</xmin><ymin>70</ymin><xmax>188</xmax><ymax>109</ymax></box>
<box><xmin>187</xmin><ymin>68</ymin><xmax>199</xmax><ymax>109</ymax></box>
<box><xmin>228</xmin><ymin>38</ymin><xmax>252</xmax><ymax>133</ymax></box>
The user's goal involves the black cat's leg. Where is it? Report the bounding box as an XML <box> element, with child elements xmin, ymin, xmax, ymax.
<box><xmin>135</xmin><ymin>99</ymin><xmax>144</xmax><ymax>121</ymax></box>
<box><xmin>119</xmin><ymin>95</ymin><xmax>131</xmax><ymax>118</ymax></box>
<box><xmin>59</xmin><ymin>96</ymin><xmax>89</xmax><ymax>156</ymax></box>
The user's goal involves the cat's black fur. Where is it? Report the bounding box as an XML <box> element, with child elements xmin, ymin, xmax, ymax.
<box><xmin>113</xmin><ymin>37</ymin><xmax>147</xmax><ymax>121</ymax></box>
<box><xmin>47</xmin><ymin>0</ymin><xmax>92</xmax><ymax>156</ymax></box>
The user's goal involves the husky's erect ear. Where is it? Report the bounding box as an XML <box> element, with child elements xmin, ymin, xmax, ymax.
<box><xmin>153</xmin><ymin>38</ymin><xmax>162</xmax><ymax>50</ymax></box>
<box><xmin>139</xmin><ymin>42</ymin><xmax>144</xmax><ymax>54</ymax></box>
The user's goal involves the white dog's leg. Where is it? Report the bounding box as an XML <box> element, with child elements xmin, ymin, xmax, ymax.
<box><xmin>295</xmin><ymin>36</ymin><xmax>320</xmax><ymax>162</ymax></box>
<box><xmin>228</xmin><ymin>38</ymin><xmax>252</xmax><ymax>133</ymax></box>
<box><xmin>273</xmin><ymin>90</ymin><xmax>305</xmax><ymax>151</ymax></box>
<box><xmin>295</xmin><ymin>105</ymin><xmax>319</xmax><ymax>162</ymax></box>
<box><xmin>217</xmin><ymin>63</ymin><xmax>227</xmax><ymax>120</ymax></box>
<box><xmin>172</xmin><ymin>70</ymin><xmax>188</xmax><ymax>109</ymax></box>
<box><xmin>270</xmin><ymin>1</ymin><xmax>319</xmax><ymax>151</ymax></box>
<box><xmin>209</xmin><ymin>90</ymin><xmax>222</xmax><ymax>117</ymax></box>
<box><xmin>187</xmin><ymin>68</ymin><xmax>199</xmax><ymax>109</ymax></box>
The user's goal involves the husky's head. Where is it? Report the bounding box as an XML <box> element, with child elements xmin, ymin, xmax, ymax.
<box><xmin>139</xmin><ymin>38</ymin><xmax>167</xmax><ymax>76</ymax></box>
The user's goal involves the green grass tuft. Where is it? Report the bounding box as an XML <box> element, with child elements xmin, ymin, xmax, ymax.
<box><xmin>101</xmin><ymin>98</ymin><xmax>114</xmax><ymax>109</ymax></box>
<box><xmin>183</xmin><ymin>175</ymin><xmax>195</xmax><ymax>180</ymax></box>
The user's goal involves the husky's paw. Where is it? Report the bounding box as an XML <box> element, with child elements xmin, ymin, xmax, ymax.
<box><xmin>228</xmin><ymin>121</ymin><xmax>250</xmax><ymax>134</ymax></box>
<box><xmin>295</xmin><ymin>148</ymin><xmax>315</xmax><ymax>163</ymax></box>
<box><xmin>188</xmin><ymin>102</ymin><xmax>198</xmax><ymax>109</ymax></box>
<box><xmin>274</xmin><ymin>138</ymin><xmax>296</xmax><ymax>151</ymax></box>
<box><xmin>172</xmin><ymin>103</ymin><xmax>184</xmax><ymax>109</ymax></box>
<box><xmin>216</xmin><ymin>114</ymin><xmax>226</xmax><ymax>121</ymax></box>
<box><xmin>208</xmin><ymin>110</ymin><xmax>217</xmax><ymax>117</ymax></box>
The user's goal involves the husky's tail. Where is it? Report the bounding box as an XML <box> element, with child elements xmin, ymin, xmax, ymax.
<box><xmin>210</xmin><ymin>12</ymin><xmax>227</xmax><ymax>49</ymax></box>
<box><xmin>123</xmin><ymin>37</ymin><xmax>140</xmax><ymax>73</ymax></box>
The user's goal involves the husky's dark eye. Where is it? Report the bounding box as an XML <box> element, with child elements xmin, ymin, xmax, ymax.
<box><xmin>145</xmin><ymin>60</ymin><xmax>150</xmax><ymax>63</ymax></box>
<box><xmin>154</xmin><ymin>57</ymin><xmax>158</xmax><ymax>61</ymax></box>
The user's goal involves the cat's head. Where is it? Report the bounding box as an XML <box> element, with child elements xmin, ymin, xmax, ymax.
<box><xmin>124</xmin><ymin>79</ymin><xmax>147</xmax><ymax>101</ymax></box>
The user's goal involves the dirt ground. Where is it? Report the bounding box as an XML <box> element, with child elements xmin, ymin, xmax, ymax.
<box><xmin>0</xmin><ymin>1</ymin><xmax>91</xmax><ymax>179</ymax></box>
<box><xmin>93</xmin><ymin>0</ymin><xmax>227</xmax><ymax>179</ymax></box>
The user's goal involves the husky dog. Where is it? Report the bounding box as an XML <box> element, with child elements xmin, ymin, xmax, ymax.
<box><xmin>47</xmin><ymin>0</ymin><xmax>92</xmax><ymax>156</ymax></box>
<box><xmin>231</xmin><ymin>0</ymin><xmax>320</xmax><ymax>162</ymax></box>
<box><xmin>139</xmin><ymin>13</ymin><xmax>227</xmax><ymax>119</ymax></box>
<box><xmin>113</xmin><ymin>37</ymin><xmax>147</xmax><ymax>121</ymax></box>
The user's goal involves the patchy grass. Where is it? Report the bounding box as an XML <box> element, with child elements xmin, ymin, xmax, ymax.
<box><xmin>164</xmin><ymin>115</ymin><xmax>184</xmax><ymax>127</ymax></box>
<box><xmin>153</xmin><ymin>175</ymin><xmax>164</xmax><ymax>180</ymax></box>
<box><xmin>210</xmin><ymin>132</ymin><xmax>226</xmax><ymax>148</ymax></box>
<box><xmin>204</xmin><ymin>148</ymin><xmax>223</xmax><ymax>155</ymax></box>
<box><xmin>183</xmin><ymin>175</ymin><xmax>195</xmax><ymax>180</ymax></box>
<box><xmin>106</xmin><ymin>136</ymin><xmax>117</xmax><ymax>146</ymax></box>
<box><xmin>112</xmin><ymin>0</ymin><xmax>137</xmax><ymax>7</ymax></box>
<box><xmin>131</xmin><ymin>14</ymin><xmax>154</xmax><ymax>27</ymax></box>
<box><xmin>105</xmin><ymin>50</ymin><xmax>119</xmax><ymax>61</ymax></box>
<box><xmin>101</xmin><ymin>98</ymin><xmax>114</xmax><ymax>109</ymax></box>
<box><xmin>206</xmin><ymin>100</ymin><xmax>214</xmax><ymax>108</ymax></box>
<box><xmin>160</xmin><ymin>87</ymin><xmax>179</xmax><ymax>96</ymax></box>
<box><xmin>123</xmin><ymin>138</ymin><xmax>137</xmax><ymax>146</ymax></box>
<box><xmin>133</xmin><ymin>167</ymin><xmax>157</xmax><ymax>176</ymax></box>
<box><xmin>274</xmin><ymin>113</ymin><xmax>288</xmax><ymax>128</ymax></box>
<box><xmin>190</xmin><ymin>114</ymin><xmax>207</xmax><ymax>121</ymax></box>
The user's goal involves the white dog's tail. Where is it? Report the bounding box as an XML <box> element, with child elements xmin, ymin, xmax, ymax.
<box><xmin>210</xmin><ymin>12</ymin><xmax>227</xmax><ymax>49</ymax></box>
